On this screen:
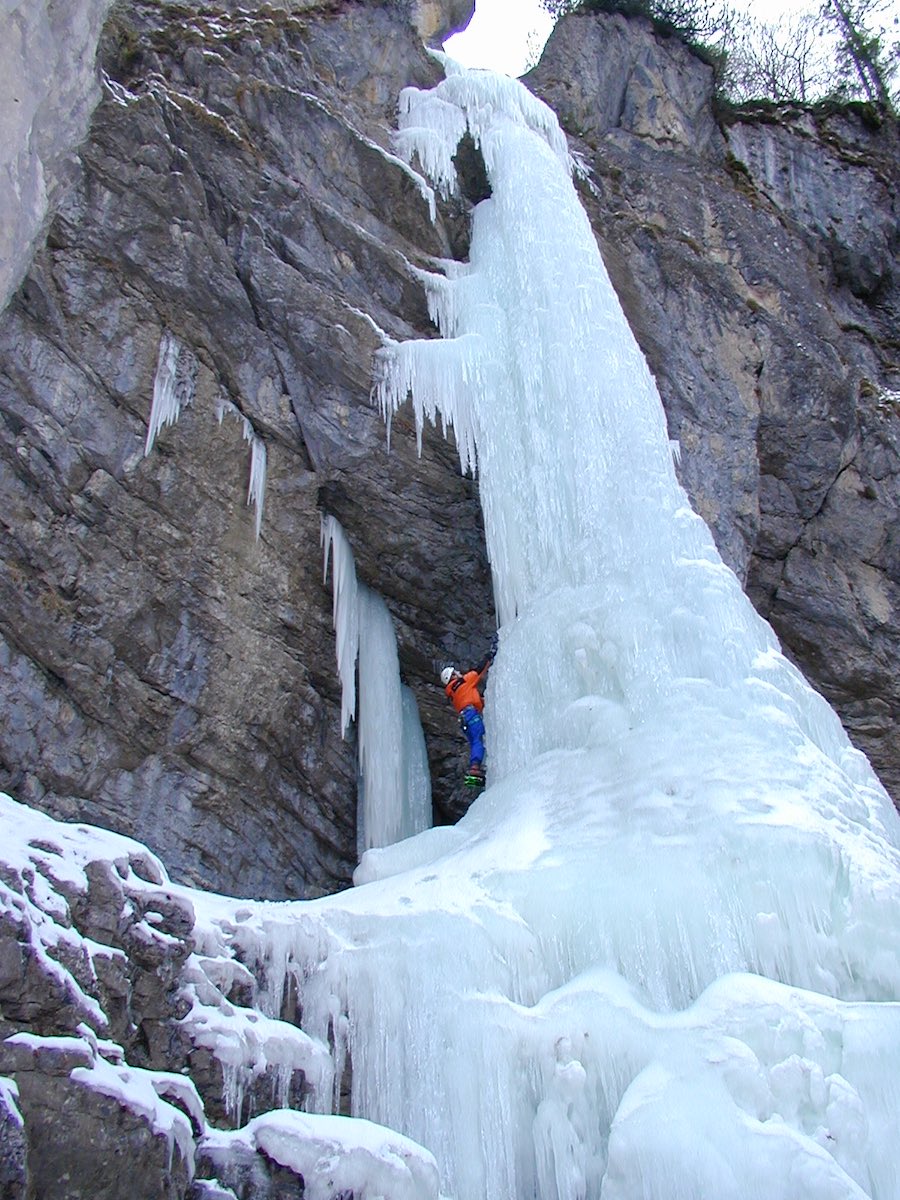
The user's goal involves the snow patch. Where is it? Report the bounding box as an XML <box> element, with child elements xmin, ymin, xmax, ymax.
<box><xmin>0</xmin><ymin>1076</ymin><xmax>22</xmax><ymax>1127</ymax></box>
<box><xmin>71</xmin><ymin>1056</ymin><xmax>197</xmax><ymax>1174</ymax></box>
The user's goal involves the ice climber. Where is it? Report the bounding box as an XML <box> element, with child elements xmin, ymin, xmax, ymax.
<box><xmin>440</xmin><ymin>634</ymin><xmax>498</xmax><ymax>786</ymax></box>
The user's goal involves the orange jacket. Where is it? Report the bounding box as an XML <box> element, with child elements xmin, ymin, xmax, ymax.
<box><xmin>445</xmin><ymin>665</ymin><xmax>489</xmax><ymax>715</ymax></box>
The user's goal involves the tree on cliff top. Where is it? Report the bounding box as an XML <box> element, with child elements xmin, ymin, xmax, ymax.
<box><xmin>541</xmin><ymin>0</ymin><xmax>899</xmax><ymax>111</ymax></box>
<box><xmin>539</xmin><ymin>0</ymin><xmax>723</xmax><ymax>44</ymax></box>
<box><xmin>820</xmin><ymin>0</ymin><xmax>899</xmax><ymax>109</ymax></box>
<box><xmin>722</xmin><ymin>10</ymin><xmax>837</xmax><ymax>102</ymax></box>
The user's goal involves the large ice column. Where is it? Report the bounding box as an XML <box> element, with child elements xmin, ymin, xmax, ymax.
<box><xmin>357</xmin><ymin>585</ymin><xmax>412</xmax><ymax>853</ymax></box>
<box><xmin>375</xmin><ymin>60</ymin><xmax>896</xmax><ymax>819</ymax></box>
<box><xmin>322</xmin><ymin>517</ymin><xmax>360</xmax><ymax>737</ymax></box>
<box><xmin>1</xmin><ymin>0</ymin><xmax>114</xmax><ymax>313</ymax></box>
<box><xmin>322</xmin><ymin>517</ymin><xmax>432</xmax><ymax>853</ymax></box>
<box><xmin>400</xmin><ymin>686</ymin><xmax>432</xmax><ymax>842</ymax></box>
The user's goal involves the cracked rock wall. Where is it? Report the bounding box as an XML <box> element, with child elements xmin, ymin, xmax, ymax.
<box><xmin>0</xmin><ymin>0</ymin><xmax>490</xmax><ymax>901</ymax></box>
<box><xmin>0</xmin><ymin>0</ymin><xmax>115</xmax><ymax>310</ymax></box>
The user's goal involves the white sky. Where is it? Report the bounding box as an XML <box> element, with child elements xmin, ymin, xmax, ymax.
<box><xmin>444</xmin><ymin>0</ymin><xmax>555</xmax><ymax>76</ymax></box>
<box><xmin>443</xmin><ymin>0</ymin><xmax>898</xmax><ymax>77</ymax></box>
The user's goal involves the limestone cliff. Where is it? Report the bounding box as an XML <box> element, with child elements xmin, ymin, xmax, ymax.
<box><xmin>0</xmin><ymin>0</ymin><xmax>897</xmax><ymax>918</ymax></box>
<box><xmin>1</xmin><ymin>0</ymin><xmax>115</xmax><ymax>310</ymax></box>
<box><xmin>0</xmin><ymin>0</ymin><xmax>489</xmax><ymax>902</ymax></box>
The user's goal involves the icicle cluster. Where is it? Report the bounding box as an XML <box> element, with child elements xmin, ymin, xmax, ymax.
<box><xmin>322</xmin><ymin>516</ymin><xmax>360</xmax><ymax>737</ymax></box>
<box><xmin>217</xmin><ymin>398</ymin><xmax>267</xmax><ymax>540</ymax></box>
<box><xmin>145</xmin><ymin>351</ymin><xmax>267</xmax><ymax>539</ymax></box>
<box><xmin>145</xmin><ymin>330</ymin><xmax>196</xmax><ymax>454</ymax></box>
<box><xmin>322</xmin><ymin>517</ymin><xmax>431</xmax><ymax>853</ymax></box>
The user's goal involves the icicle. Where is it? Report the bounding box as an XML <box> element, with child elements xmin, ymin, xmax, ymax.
<box><xmin>145</xmin><ymin>330</ymin><xmax>195</xmax><ymax>455</ymax></box>
<box><xmin>321</xmin><ymin>516</ymin><xmax>359</xmax><ymax>737</ymax></box>
<box><xmin>215</xmin><ymin>398</ymin><xmax>268</xmax><ymax>539</ymax></box>
<box><xmin>356</xmin><ymin>585</ymin><xmax>406</xmax><ymax>854</ymax></box>
<box><xmin>222</xmin><ymin>1062</ymin><xmax>247</xmax><ymax>1127</ymax></box>
<box><xmin>321</xmin><ymin>519</ymin><xmax>432</xmax><ymax>853</ymax></box>
<box><xmin>242</xmin><ymin>418</ymin><xmax>267</xmax><ymax>540</ymax></box>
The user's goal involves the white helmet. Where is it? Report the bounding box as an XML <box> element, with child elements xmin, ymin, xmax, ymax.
<box><xmin>440</xmin><ymin>666</ymin><xmax>456</xmax><ymax>686</ymax></box>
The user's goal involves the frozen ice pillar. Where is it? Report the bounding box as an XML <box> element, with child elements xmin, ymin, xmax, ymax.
<box><xmin>270</xmin><ymin>61</ymin><xmax>900</xmax><ymax>1200</ymax></box>
<box><xmin>322</xmin><ymin>517</ymin><xmax>431</xmax><ymax>853</ymax></box>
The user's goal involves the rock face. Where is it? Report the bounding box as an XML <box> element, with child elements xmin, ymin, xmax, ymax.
<box><xmin>0</xmin><ymin>803</ymin><xmax>200</xmax><ymax>1199</ymax></box>
<box><xmin>529</xmin><ymin>11</ymin><xmax>899</xmax><ymax>802</ymax></box>
<box><xmin>0</xmin><ymin>0</ymin><xmax>896</xmax><ymax>915</ymax></box>
<box><xmin>0</xmin><ymin>0</ymin><xmax>490</xmax><ymax>901</ymax></box>
<box><xmin>0</xmin><ymin>0</ymin><xmax>115</xmax><ymax>311</ymax></box>
<box><xmin>0</xmin><ymin>1079</ymin><xmax>27</xmax><ymax>1199</ymax></box>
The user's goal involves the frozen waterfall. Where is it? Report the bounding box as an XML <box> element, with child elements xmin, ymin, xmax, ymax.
<box><xmin>236</xmin><ymin>62</ymin><xmax>899</xmax><ymax>1200</ymax></box>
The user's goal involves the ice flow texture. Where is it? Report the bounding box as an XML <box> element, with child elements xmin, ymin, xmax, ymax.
<box><xmin>267</xmin><ymin>62</ymin><xmax>900</xmax><ymax>1200</ymax></box>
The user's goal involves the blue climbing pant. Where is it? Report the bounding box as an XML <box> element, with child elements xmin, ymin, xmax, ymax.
<box><xmin>459</xmin><ymin>705</ymin><xmax>485</xmax><ymax>768</ymax></box>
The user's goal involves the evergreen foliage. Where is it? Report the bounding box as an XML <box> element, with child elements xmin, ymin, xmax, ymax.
<box><xmin>540</xmin><ymin>0</ymin><xmax>721</xmax><ymax>45</ymax></box>
<box><xmin>819</xmin><ymin>0</ymin><xmax>898</xmax><ymax>110</ymax></box>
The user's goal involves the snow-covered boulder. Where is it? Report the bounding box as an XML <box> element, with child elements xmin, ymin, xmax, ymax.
<box><xmin>1</xmin><ymin>1032</ymin><xmax>195</xmax><ymax>1200</ymax></box>
<box><xmin>0</xmin><ymin>794</ymin><xmax>334</xmax><ymax>1195</ymax></box>
<box><xmin>198</xmin><ymin>1110</ymin><xmax>440</xmax><ymax>1200</ymax></box>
